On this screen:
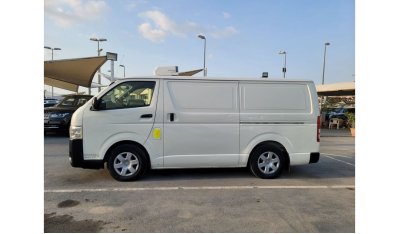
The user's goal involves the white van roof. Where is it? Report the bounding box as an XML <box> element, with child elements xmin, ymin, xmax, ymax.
<box><xmin>117</xmin><ymin>76</ymin><xmax>315</xmax><ymax>83</ymax></box>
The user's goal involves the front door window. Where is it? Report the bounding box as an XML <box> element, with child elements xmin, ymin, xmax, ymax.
<box><xmin>99</xmin><ymin>81</ymin><xmax>156</xmax><ymax>110</ymax></box>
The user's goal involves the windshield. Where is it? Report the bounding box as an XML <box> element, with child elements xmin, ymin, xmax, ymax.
<box><xmin>57</xmin><ymin>96</ymin><xmax>92</xmax><ymax>108</ymax></box>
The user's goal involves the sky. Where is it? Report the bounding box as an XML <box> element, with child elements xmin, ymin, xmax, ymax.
<box><xmin>44</xmin><ymin>0</ymin><xmax>355</xmax><ymax>95</ymax></box>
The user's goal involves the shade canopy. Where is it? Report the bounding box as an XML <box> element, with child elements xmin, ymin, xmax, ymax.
<box><xmin>177</xmin><ymin>69</ymin><xmax>203</xmax><ymax>76</ymax></box>
<box><xmin>44</xmin><ymin>56</ymin><xmax>108</xmax><ymax>92</ymax></box>
<box><xmin>316</xmin><ymin>81</ymin><xmax>355</xmax><ymax>96</ymax></box>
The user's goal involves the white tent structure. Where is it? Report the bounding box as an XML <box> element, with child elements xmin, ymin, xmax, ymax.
<box><xmin>45</xmin><ymin>57</ymin><xmax>204</xmax><ymax>94</ymax></box>
<box><xmin>44</xmin><ymin>56</ymin><xmax>108</xmax><ymax>92</ymax></box>
<box><xmin>316</xmin><ymin>81</ymin><xmax>355</xmax><ymax>96</ymax></box>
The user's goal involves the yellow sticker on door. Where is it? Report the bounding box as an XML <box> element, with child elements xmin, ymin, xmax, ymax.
<box><xmin>153</xmin><ymin>128</ymin><xmax>161</xmax><ymax>139</ymax></box>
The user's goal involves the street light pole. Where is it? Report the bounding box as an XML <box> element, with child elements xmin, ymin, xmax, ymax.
<box><xmin>198</xmin><ymin>34</ymin><xmax>207</xmax><ymax>76</ymax></box>
<box><xmin>120</xmin><ymin>65</ymin><xmax>126</xmax><ymax>77</ymax></box>
<box><xmin>322</xmin><ymin>42</ymin><xmax>330</xmax><ymax>85</ymax></box>
<box><xmin>44</xmin><ymin>46</ymin><xmax>61</xmax><ymax>97</ymax></box>
<box><xmin>279</xmin><ymin>51</ymin><xmax>287</xmax><ymax>78</ymax></box>
<box><xmin>90</xmin><ymin>38</ymin><xmax>107</xmax><ymax>93</ymax></box>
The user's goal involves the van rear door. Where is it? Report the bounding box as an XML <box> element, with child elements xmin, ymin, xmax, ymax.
<box><xmin>163</xmin><ymin>80</ymin><xmax>239</xmax><ymax>167</ymax></box>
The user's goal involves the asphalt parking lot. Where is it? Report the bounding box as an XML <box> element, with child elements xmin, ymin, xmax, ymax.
<box><xmin>44</xmin><ymin>134</ymin><xmax>355</xmax><ymax>232</ymax></box>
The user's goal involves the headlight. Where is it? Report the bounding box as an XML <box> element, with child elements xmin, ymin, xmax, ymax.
<box><xmin>50</xmin><ymin>113</ymin><xmax>70</xmax><ymax>118</ymax></box>
<box><xmin>70</xmin><ymin>126</ymin><xmax>82</xmax><ymax>140</ymax></box>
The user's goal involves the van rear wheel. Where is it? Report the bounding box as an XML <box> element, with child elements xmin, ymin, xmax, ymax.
<box><xmin>107</xmin><ymin>144</ymin><xmax>148</xmax><ymax>181</ymax></box>
<box><xmin>249</xmin><ymin>143</ymin><xmax>286</xmax><ymax>179</ymax></box>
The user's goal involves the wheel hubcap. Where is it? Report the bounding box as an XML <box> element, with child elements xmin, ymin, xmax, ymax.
<box><xmin>257</xmin><ymin>151</ymin><xmax>280</xmax><ymax>175</ymax></box>
<box><xmin>113</xmin><ymin>152</ymin><xmax>139</xmax><ymax>176</ymax></box>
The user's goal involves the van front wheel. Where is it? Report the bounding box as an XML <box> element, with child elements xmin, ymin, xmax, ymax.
<box><xmin>249</xmin><ymin>143</ymin><xmax>286</xmax><ymax>179</ymax></box>
<box><xmin>107</xmin><ymin>144</ymin><xmax>148</xmax><ymax>181</ymax></box>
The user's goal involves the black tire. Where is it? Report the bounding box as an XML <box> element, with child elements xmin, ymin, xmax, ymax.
<box><xmin>107</xmin><ymin>144</ymin><xmax>148</xmax><ymax>181</ymax></box>
<box><xmin>249</xmin><ymin>143</ymin><xmax>287</xmax><ymax>179</ymax></box>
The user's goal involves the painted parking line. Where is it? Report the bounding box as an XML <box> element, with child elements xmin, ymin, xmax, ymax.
<box><xmin>321</xmin><ymin>153</ymin><xmax>354</xmax><ymax>158</ymax></box>
<box><xmin>322</xmin><ymin>155</ymin><xmax>355</xmax><ymax>166</ymax></box>
<box><xmin>44</xmin><ymin>185</ymin><xmax>355</xmax><ymax>193</ymax></box>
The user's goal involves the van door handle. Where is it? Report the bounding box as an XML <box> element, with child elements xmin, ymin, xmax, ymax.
<box><xmin>140</xmin><ymin>114</ymin><xmax>153</xmax><ymax>118</ymax></box>
<box><xmin>169</xmin><ymin>113</ymin><xmax>175</xmax><ymax>122</ymax></box>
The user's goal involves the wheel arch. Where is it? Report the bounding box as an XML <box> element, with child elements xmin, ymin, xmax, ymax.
<box><xmin>246</xmin><ymin>140</ymin><xmax>290</xmax><ymax>170</ymax></box>
<box><xmin>103</xmin><ymin>140</ymin><xmax>151</xmax><ymax>166</ymax></box>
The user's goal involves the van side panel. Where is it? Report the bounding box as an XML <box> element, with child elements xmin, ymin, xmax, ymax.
<box><xmin>239</xmin><ymin>82</ymin><xmax>319</xmax><ymax>166</ymax></box>
<box><xmin>163</xmin><ymin>80</ymin><xmax>240</xmax><ymax>168</ymax></box>
<box><xmin>240</xmin><ymin>83</ymin><xmax>312</xmax><ymax>122</ymax></box>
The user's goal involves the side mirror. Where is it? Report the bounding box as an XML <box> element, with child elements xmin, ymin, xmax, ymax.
<box><xmin>91</xmin><ymin>97</ymin><xmax>99</xmax><ymax>110</ymax></box>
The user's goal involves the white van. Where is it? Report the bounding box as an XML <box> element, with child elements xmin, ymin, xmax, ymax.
<box><xmin>69</xmin><ymin>77</ymin><xmax>320</xmax><ymax>181</ymax></box>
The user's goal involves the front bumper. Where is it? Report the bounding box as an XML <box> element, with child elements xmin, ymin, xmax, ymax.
<box><xmin>44</xmin><ymin>118</ymin><xmax>69</xmax><ymax>131</ymax></box>
<box><xmin>69</xmin><ymin>139</ymin><xmax>103</xmax><ymax>169</ymax></box>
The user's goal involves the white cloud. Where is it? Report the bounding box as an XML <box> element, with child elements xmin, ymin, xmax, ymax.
<box><xmin>138</xmin><ymin>22</ymin><xmax>166</xmax><ymax>43</ymax></box>
<box><xmin>127</xmin><ymin>0</ymin><xmax>147</xmax><ymax>11</ymax></box>
<box><xmin>44</xmin><ymin>0</ymin><xmax>107</xmax><ymax>27</ymax></box>
<box><xmin>222</xmin><ymin>12</ymin><xmax>231</xmax><ymax>19</ymax></box>
<box><xmin>210</xmin><ymin>26</ymin><xmax>238</xmax><ymax>38</ymax></box>
<box><xmin>139</xmin><ymin>10</ymin><xmax>187</xmax><ymax>36</ymax></box>
<box><xmin>138</xmin><ymin>10</ymin><xmax>238</xmax><ymax>42</ymax></box>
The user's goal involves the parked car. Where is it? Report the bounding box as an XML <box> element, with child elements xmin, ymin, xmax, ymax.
<box><xmin>44</xmin><ymin>98</ymin><xmax>60</xmax><ymax>108</ymax></box>
<box><xmin>44</xmin><ymin>94</ymin><xmax>93</xmax><ymax>135</ymax></box>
